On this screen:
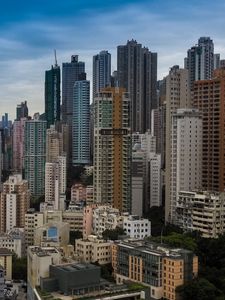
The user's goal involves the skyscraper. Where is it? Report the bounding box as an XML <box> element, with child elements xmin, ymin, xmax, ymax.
<box><xmin>193</xmin><ymin>68</ymin><xmax>225</xmax><ymax>192</ymax></box>
<box><xmin>93</xmin><ymin>50</ymin><xmax>111</xmax><ymax>98</ymax></box>
<box><xmin>165</xmin><ymin>66</ymin><xmax>191</xmax><ymax>222</ymax></box>
<box><xmin>12</xmin><ymin>118</ymin><xmax>26</xmax><ymax>172</ymax></box>
<box><xmin>62</xmin><ymin>55</ymin><xmax>85</xmax><ymax>124</ymax></box>
<box><xmin>117</xmin><ymin>39</ymin><xmax>157</xmax><ymax>132</ymax></box>
<box><xmin>94</xmin><ymin>87</ymin><xmax>131</xmax><ymax>212</ymax></box>
<box><xmin>72</xmin><ymin>77</ymin><xmax>90</xmax><ymax>165</ymax></box>
<box><xmin>169</xmin><ymin>109</ymin><xmax>202</xmax><ymax>224</ymax></box>
<box><xmin>185</xmin><ymin>37</ymin><xmax>214</xmax><ymax>89</ymax></box>
<box><xmin>45</xmin><ymin>62</ymin><xmax>60</xmax><ymax>128</ymax></box>
<box><xmin>45</xmin><ymin>156</ymin><xmax>66</xmax><ymax>210</ymax></box>
<box><xmin>46</xmin><ymin>125</ymin><xmax>64</xmax><ymax>163</ymax></box>
<box><xmin>16</xmin><ymin>101</ymin><xmax>28</xmax><ymax>121</ymax></box>
<box><xmin>62</xmin><ymin>55</ymin><xmax>85</xmax><ymax>164</ymax></box>
<box><xmin>24</xmin><ymin>117</ymin><xmax>46</xmax><ymax>197</ymax></box>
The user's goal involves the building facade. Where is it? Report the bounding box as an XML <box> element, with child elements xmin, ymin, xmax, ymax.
<box><xmin>177</xmin><ymin>191</ymin><xmax>225</xmax><ymax>238</ymax></box>
<box><xmin>72</xmin><ymin>79</ymin><xmax>90</xmax><ymax>165</ymax></box>
<box><xmin>193</xmin><ymin>68</ymin><xmax>225</xmax><ymax>192</ymax></box>
<box><xmin>24</xmin><ymin>118</ymin><xmax>46</xmax><ymax>197</ymax></box>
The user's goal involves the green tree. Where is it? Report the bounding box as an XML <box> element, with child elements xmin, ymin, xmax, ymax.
<box><xmin>176</xmin><ymin>278</ymin><xmax>223</xmax><ymax>300</ymax></box>
<box><xmin>12</xmin><ymin>254</ymin><xmax>27</xmax><ymax>281</ymax></box>
<box><xmin>102</xmin><ymin>227</ymin><xmax>125</xmax><ymax>241</ymax></box>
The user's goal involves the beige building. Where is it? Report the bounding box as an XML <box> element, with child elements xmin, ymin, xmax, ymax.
<box><xmin>43</xmin><ymin>209</ymin><xmax>84</xmax><ymax>232</ymax></box>
<box><xmin>0</xmin><ymin>228</ymin><xmax>24</xmax><ymax>258</ymax></box>
<box><xmin>165</xmin><ymin>66</ymin><xmax>191</xmax><ymax>223</ymax></box>
<box><xmin>34</xmin><ymin>221</ymin><xmax>70</xmax><ymax>247</ymax></box>
<box><xmin>0</xmin><ymin>248</ymin><xmax>13</xmax><ymax>280</ymax></box>
<box><xmin>177</xmin><ymin>191</ymin><xmax>225</xmax><ymax>238</ymax></box>
<box><xmin>0</xmin><ymin>174</ymin><xmax>30</xmax><ymax>232</ymax></box>
<box><xmin>46</xmin><ymin>125</ymin><xmax>64</xmax><ymax>163</ymax></box>
<box><xmin>25</xmin><ymin>210</ymin><xmax>44</xmax><ymax>250</ymax></box>
<box><xmin>45</xmin><ymin>155</ymin><xmax>67</xmax><ymax>210</ymax></box>
<box><xmin>75</xmin><ymin>235</ymin><xmax>111</xmax><ymax>265</ymax></box>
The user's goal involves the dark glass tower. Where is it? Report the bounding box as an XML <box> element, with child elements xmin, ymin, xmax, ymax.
<box><xmin>117</xmin><ymin>39</ymin><xmax>157</xmax><ymax>133</ymax></box>
<box><xmin>45</xmin><ymin>63</ymin><xmax>60</xmax><ymax>128</ymax></box>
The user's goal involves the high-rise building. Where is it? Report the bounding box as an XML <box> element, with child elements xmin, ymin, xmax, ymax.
<box><xmin>24</xmin><ymin>117</ymin><xmax>47</xmax><ymax>197</ymax></box>
<box><xmin>12</xmin><ymin>118</ymin><xmax>26</xmax><ymax>172</ymax></box>
<box><xmin>117</xmin><ymin>39</ymin><xmax>157</xmax><ymax>132</ymax></box>
<box><xmin>93</xmin><ymin>50</ymin><xmax>111</xmax><ymax>98</ymax></box>
<box><xmin>0</xmin><ymin>132</ymin><xmax>3</xmax><ymax>190</ymax></box>
<box><xmin>45</xmin><ymin>63</ymin><xmax>60</xmax><ymax>128</ymax></box>
<box><xmin>46</xmin><ymin>125</ymin><xmax>64</xmax><ymax>163</ymax></box>
<box><xmin>0</xmin><ymin>174</ymin><xmax>30</xmax><ymax>232</ymax></box>
<box><xmin>62</xmin><ymin>55</ymin><xmax>85</xmax><ymax>165</ymax></box>
<box><xmin>45</xmin><ymin>156</ymin><xmax>66</xmax><ymax>210</ymax></box>
<box><xmin>193</xmin><ymin>68</ymin><xmax>225</xmax><ymax>192</ymax></box>
<box><xmin>62</xmin><ymin>55</ymin><xmax>85</xmax><ymax>124</ymax></box>
<box><xmin>72</xmin><ymin>78</ymin><xmax>90</xmax><ymax>165</ymax></box>
<box><xmin>165</xmin><ymin>66</ymin><xmax>191</xmax><ymax>222</ymax></box>
<box><xmin>168</xmin><ymin>109</ymin><xmax>202</xmax><ymax>224</ymax></box>
<box><xmin>94</xmin><ymin>87</ymin><xmax>131</xmax><ymax>212</ymax></box>
<box><xmin>185</xmin><ymin>37</ymin><xmax>214</xmax><ymax>89</ymax></box>
<box><xmin>16</xmin><ymin>101</ymin><xmax>28</xmax><ymax>120</ymax></box>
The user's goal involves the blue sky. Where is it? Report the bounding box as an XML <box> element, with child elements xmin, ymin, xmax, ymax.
<box><xmin>0</xmin><ymin>0</ymin><xmax>225</xmax><ymax>118</ymax></box>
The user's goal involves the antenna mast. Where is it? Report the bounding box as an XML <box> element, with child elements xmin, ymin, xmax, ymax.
<box><xmin>54</xmin><ymin>49</ymin><xmax>58</xmax><ymax>66</ymax></box>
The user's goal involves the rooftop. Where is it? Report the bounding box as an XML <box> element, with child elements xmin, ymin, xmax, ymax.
<box><xmin>0</xmin><ymin>248</ymin><xmax>13</xmax><ymax>256</ymax></box>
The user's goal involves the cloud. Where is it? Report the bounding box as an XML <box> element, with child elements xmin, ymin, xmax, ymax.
<box><xmin>0</xmin><ymin>0</ymin><xmax>225</xmax><ymax>118</ymax></box>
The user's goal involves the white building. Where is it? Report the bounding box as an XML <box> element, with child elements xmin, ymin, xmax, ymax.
<box><xmin>92</xmin><ymin>206</ymin><xmax>122</xmax><ymax>237</ymax></box>
<box><xmin>149</xmin><ymin>153</ymin><xmax>162</xmax><ymax>207</ymax></box>
<box><xmin>170</xmin><ymin>109</ymin><xmax>202</xmax><ymax>224</ymax></box>
<box><xmin>45</xmin><ymin>155</ymin><xmax>66</xmax><ymax>210</ymax></box>
<box><xmin>177</xmin><ymin>191</ymin><xmax>225</xmax><ymax>238</ymax></box>
<box><xmin>122</xmin><ymin>215</ymin><xmax>151</xmax><ymax>239</ymax></box>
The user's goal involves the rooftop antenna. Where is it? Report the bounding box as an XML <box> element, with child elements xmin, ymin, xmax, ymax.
<box><xmin>54</xmin><ymin>49</ymin><xmax>58</xmax><ymax>67</ymax></box>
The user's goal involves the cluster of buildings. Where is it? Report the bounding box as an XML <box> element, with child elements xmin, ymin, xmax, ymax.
<box><xmin>1</xmin><ymin>36</ymin><xmax>225</xmax><ymax>299</ymax></box>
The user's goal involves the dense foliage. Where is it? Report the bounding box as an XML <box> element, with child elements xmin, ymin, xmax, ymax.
<box><xmin>102</xmin><ymin>227</ymin><xmax>125</xmax><ymax>240</ymax></box>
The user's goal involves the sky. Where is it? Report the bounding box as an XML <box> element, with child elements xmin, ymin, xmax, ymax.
<box><xmin>0</xmin><ymin>0</ymin><xmax>225</xmax><ymax>119</ymax></box>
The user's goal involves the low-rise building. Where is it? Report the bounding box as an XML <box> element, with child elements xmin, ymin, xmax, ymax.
<box><xmin>122</xmin><ymin>215</ymin><xmax>151</xmax><ymax>239</ymax></box>
<box><xmin>0</xmin><ymin>228</ymin><xmax>25</xmax><ymax>258</ymax></box>
<box><xmin>27</xmin><ymin>246</ymin><xmax>61</xmax><ymax>300</ymax></box>
<box><xmin>112</xmin><ymin>240</ymin><xmax>198</xmax><ymax>300</ymax></box>
<box><xmin>75</xmin><ymin>235</ymin><xmax>111</xmax><ymax>265</ymax></box>
<box><xmin>177</xmin><ymin>191</ymin><xmax>225</xmax><ymax>238</ymax></box>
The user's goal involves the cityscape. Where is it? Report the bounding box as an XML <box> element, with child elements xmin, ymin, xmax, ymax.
<box><xmin>0</xmin><ymin>1</ymin><xmax>225</xmax><ymax>300</ymax></box>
